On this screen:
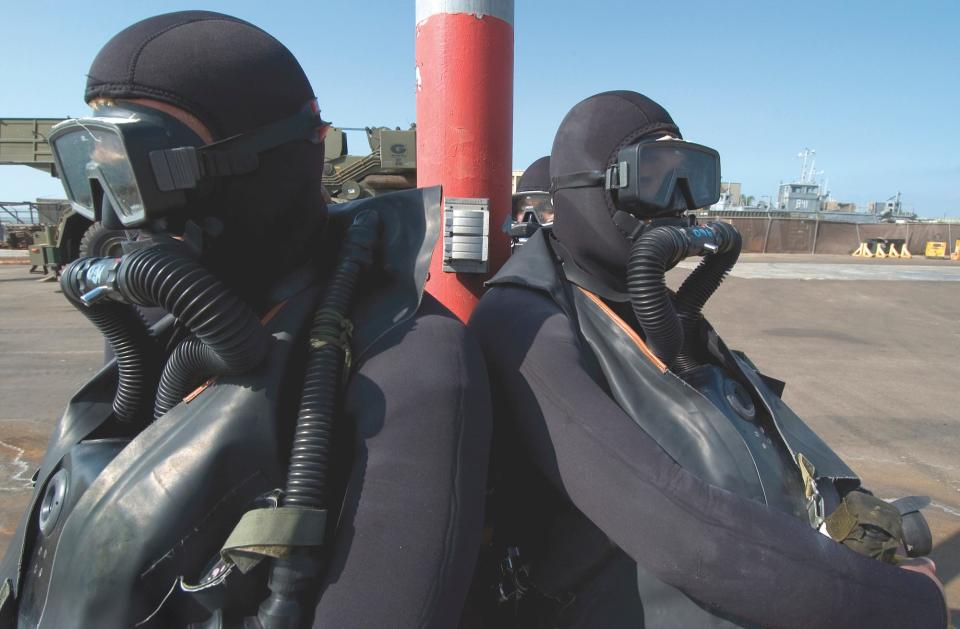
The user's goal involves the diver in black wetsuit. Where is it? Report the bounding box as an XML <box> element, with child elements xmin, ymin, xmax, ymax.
<box><xmin>467</xmin><ymin>91</ymin><xmax>947</xmax><ymax>629</ymax></box>
<box><xmin>508</xmin><ymin>157</ymin><xmax>554</xmax><ymax>252</ymax></box>
<box><xmin>513</xmin><ymin>157</ymin><xmax>554</xmax><ymax>224</ymax></box>
<box><xmin>0</xmin><ymin>12</ymin><xmax>490</xmax><ymax>628</ymax></box>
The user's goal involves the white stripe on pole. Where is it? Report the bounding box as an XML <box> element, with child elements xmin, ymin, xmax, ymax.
<box><xmin>415</xmin><ymin>0</ymin><xmax>514</xmax><ymax>25</ymax></box>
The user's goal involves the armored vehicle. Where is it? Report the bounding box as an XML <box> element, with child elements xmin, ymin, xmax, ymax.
<box><xmin>321</xmin><ymin>125</ymin><xmax>417</xmax><ymax>202</ymax></box>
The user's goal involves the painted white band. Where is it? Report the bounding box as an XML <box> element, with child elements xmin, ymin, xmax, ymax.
<box><xmin>416</xmin><ymin>0</ymin><xmax>514</xmax><ymax>26</ymax></box>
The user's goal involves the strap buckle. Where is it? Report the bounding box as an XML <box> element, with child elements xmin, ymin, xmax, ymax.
<box><xmin>604</xmin><ymin>160</ymin><xmax>629</xmax><ymax>190</ymax></box>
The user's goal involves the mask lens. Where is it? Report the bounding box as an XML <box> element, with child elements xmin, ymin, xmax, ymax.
<box><xmin>624</xmin><ymin>141</ymin><xmax>720</xmax><ymax>211</ymax></box>
<box><xmin>551</xmin><ymin>141</ymin><xmax>722</xmax><ymax>217</ymax></box>
<box><xmin>50</xmin><ymin>127</ymin><xmax>98</xmax><ymax>212</ymax></box>
<box><xmin>511</xmin><ymin>192</ymin><xmax>554</xmax><ymax>223</ymax></box>
<box><xmin>50</xmin><ymin>122</ymin><xmax>145</xmax><ymax>222</ymax></box>
<box><xmin>674</xmin><ymin>147</ymin><xmax>720</xmax><ymax>207</ymax></box>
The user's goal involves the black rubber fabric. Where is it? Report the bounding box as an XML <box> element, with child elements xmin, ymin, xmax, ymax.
<box><xmin>516</xmin><ymin>156</ymin><xmax>551</xmax><ymax>193</ymax></box>
<box><xmin>625</xmin><ymin>225</ymin><xmax>689</xmax><ymax>366</ymax></box>
<box><xmin>85</xmin><ymin>11</ymin><xmax>313</xmax><ymax>139</ymax></box>
<box><xmin>468</xmin><ymin>286</ymin><xmax>948</xmax><ymax>629</ymax></box>
<box><xmin>114</xmin><ymin>243</ymin><xmax>270</xmax><ymax>418</ymax></box>
<box><xmin>550</xmin><ymin>91</ymin><xmax>681</xmax><ymax>296</ymax></box>
<box><xmin>672</xmin><ymin>224</ymin><xmax>742</xmax><ymax>372</ymax></box>
<box><xmin>60</xmin><ymin>258</ymin><xmax>159</xmax><ymax>422</ymax></box>
<box><xmin>313</xmin><ymin>294</ymin><xmax>492</xmax><ymax>629</ymax></box>
<box><xmin>83</xmin><ymin>11</ymin><xmax>329</xmax><ymax>302</ymax></box>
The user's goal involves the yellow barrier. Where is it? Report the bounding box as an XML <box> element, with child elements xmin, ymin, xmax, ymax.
<box><xmin>925</xmin><ymin>241</ymin><xmax>947</xmax><ymax>258</ymax></box>
<box><xmin>851</xmin><ymin>242</ymin><xmax>913</xmax><ymax>260</ymax></box>
<box><xmin>952</xmin><ymin>240</ymin><xmax>960</xmax><ymax>261</ymax></box>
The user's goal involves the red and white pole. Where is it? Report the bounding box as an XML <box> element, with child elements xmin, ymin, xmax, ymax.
<box><xmin>416</xmin><ymin>0</ymin><xmax>514</xmax><ymax>322</ymax></box>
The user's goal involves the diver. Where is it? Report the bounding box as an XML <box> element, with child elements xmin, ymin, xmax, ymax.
<box><xmin>466</xmin><ymin>91</ymin><xmax>947</xmax><ymax>628</ymax></box>
<box><xmin>507</xmin><ymin>157</ymin><xmax>553</xmax><ymax>252</ymax></box>
<box><xmin>0</xmin><ymin>11</ymin><xmax>491</xmax><ymax>629</ymax></box>
<box><xmin>513</xmin><ymin>157</ymin><xmax>554</xmax><ymax>224</ymax></box>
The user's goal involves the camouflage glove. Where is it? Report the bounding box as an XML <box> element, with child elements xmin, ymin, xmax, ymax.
<box><xmin>825</xmin><ymin>491</ymin><xmax>903</xmax><ymax>563</ymax></box>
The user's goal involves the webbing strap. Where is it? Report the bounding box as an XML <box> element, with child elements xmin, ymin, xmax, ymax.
<box><xmin>309</xmin><ymin>309</ymin><xmax>354</xmax><ymax>373</ymax></box>
<box><xmin>796</xmin><ymin>452</ymin><xmax>825</xmax><ymax>528</ymax></box>
<box><xmin>0</xmin><ymin>579</ymin><xmax>12</xmax><ymax>620</ymax></box>
<box><xmin>220</xmin><ymin>507</ymin><xmax>327</xmax><ymax>573</ymax></box>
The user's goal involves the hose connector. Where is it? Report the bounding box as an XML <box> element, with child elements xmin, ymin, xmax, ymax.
<box><xmin>679</xmin><ymin>222</ymin><xmax>740</xmax><ymax>258</ymax></box>
<box><xmin>62</xmin><ymin>256</ymin><xmax>124</xmax><ymax>306</ymax></box>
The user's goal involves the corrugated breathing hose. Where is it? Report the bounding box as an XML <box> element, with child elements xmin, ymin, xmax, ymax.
<box><xmin>61</xmin><ymin>257</ymin><xmax>160</xmax><ymax>423</ymax></box>
<box><xmin>284</xmin><ymin>210</ymin><xmax>379</xmax><ymax>509</ymax></box>
<box><xmin>626</xmin><ymin>226</ymin><xmax>690</xmax><ymax>368</ymax></box>
<box><xmin>672</xmin><ymin>223</ymin><xmax>741</xmax><ymax>372</ymax></box>
<box><xmin>626</xmin><ymin>221</ymin><xmax>741</xmax><ymax>371</ymax></box>
<box><xmin>114</xmin><ymin>242</ymin><xmax>271</xmax><ymax>418</ymax></box>
<box><xmin>63</xmin><ymin>240</ymin><xmax>272</xmax><ymax>420</ymax></box>
<box><xmin>255</xmin><ymin>209</ymin><xmax>380</xmax><ymax>629</ymax></box>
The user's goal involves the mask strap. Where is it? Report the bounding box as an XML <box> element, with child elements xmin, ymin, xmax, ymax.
<box><xmin>550</xmin><ymin>170</ymin><xmax>602</xmax><ymax>193</ymax></box>
<box><xmin>553</xmin><ymin>167</ymin><xmax>642</xmax><ymax>240</ymax></box>
<box><xmin>550</xmin><ymin>162</ymin><xmax>629</xmax><ymax>195</ymax></box>
<box><xmin>150</xmin><ymin>103</ymin><xmax>330</xmax><ymax>192</ymax></box>
<box><xmin>612</xmin><ymin>210</ymin><xmax>644</xmax><ymax>240</ymax></box>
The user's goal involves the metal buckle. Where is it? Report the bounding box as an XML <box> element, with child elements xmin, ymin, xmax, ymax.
<box><xmin>806</xmin><ymin>488</ymin><xmax>825</xmax><ymax>529</ymax></box>
<box><xmin>496</xmin><ymin>546</ymin><xmax>529</xmax><ymax>604</ymax></box>
<box><xmin>604</xmin><ymin>161</ymin><xmax>629</xmax><ymax>190</ymax></box>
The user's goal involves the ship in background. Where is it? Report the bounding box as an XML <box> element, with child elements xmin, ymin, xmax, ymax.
<box><xmin>700</xmin><ymin>148</ymin><xmax>917</xmax><ymax>224</ymax></box>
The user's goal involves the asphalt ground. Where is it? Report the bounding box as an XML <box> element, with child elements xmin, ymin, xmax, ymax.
<box><xmin>0</xmin><ymin>256</ymin><xmax>958</xmax><ymax>623</ymax></box>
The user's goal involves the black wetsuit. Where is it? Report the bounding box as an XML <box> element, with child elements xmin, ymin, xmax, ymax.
<box><xmin>467</xmin><ymin>230</ymin><xmax>947</xmax><ymax>629</ymax></box>
<box><xmin>313</xmin><ymin>293</ymin><xmax>491</xmax><ymax>628</ymax></box>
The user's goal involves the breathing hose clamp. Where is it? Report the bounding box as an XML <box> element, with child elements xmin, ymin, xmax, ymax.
<box><xmin>76</xmin><ymin>257</ymin><xmax>123</xmax><ymax>305</ymax></box>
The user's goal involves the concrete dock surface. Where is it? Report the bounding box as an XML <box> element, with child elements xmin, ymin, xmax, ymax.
<box><xmin>1</xmin><ymin>255</ymin><xmax>958</xmax><ymax>622</ymax></box>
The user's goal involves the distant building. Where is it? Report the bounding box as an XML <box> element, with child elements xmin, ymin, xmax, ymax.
<box><xmin>720</xmin><ymin>182</ymin><xmax>742</xmax><ymax>206</ymax></box>
<box><xmin>511</xmin><ymin>170</ymin><xmax>524</xmax><ymax>194</ymax></box>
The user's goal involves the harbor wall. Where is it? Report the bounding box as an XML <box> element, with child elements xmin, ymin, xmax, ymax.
<box><xmin>712</xmin><ymin>217</ymin><xmax>957</xmax><ymax>255</ymax></box>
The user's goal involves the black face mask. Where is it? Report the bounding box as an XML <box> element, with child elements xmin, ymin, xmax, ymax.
<box><xmin>552</xmin><ymin>138</ymin><xmax>720</xmax><ymax>237</ymax></box>
<box><xmin>550</xmin><ymin>91</ymin><xmax>691</xmax><ymax>300</ymax></box>
<box><xmin>49</xmin><ymin>101</ymin><xmax>328</xmax><ymax>228</ymax></box>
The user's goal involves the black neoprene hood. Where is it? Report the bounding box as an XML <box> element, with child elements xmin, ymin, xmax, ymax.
<box><xmin>517</xmin><ymin>156</ymin><xmax>551</xmax><ymax>193</ymax></box>
<box><xmin>85</xmin><ymin>11</ymin><xmax>315</xmax><ymax>140</ymax></box>
<box><xmin>550</xmin><ymin>91</ymin><xmax>681</xmax><ymax>296</ymax></box>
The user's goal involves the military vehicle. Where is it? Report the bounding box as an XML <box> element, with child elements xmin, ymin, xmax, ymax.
<box><xmin>0</xmin><ymin>118</ymin><xmax>118</xmax><ymax>266</ymax></box>
<box><xmin>322</xmin><ymin>125</ymin><xmax>417</xmax><ymax>202</ymax></box>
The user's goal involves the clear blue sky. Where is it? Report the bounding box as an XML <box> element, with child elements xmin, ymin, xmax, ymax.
<box><xmin>2</xmin><ymin>1</ymin><xmax>958</xmax><ymax>216</ymax></box>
